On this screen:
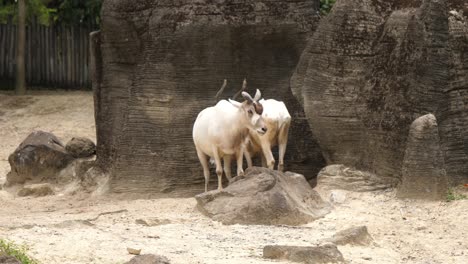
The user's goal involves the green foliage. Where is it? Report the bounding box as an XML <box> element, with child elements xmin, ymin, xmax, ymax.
<box><xmin>320</xmin><ymin>0</ymin><xmax>336</xmax><ymax>15</ymax></box>
<box><xmin>0</xmin><ymin>0</ymin><xmax>55</xmax><ymax>25</ymax></box>
<box><xmin>28</xmin><ymin>0</ymin><xmax>56</xmax><ymax>25</ymax></box>
<box><xmin>0</xmin><ymin>239</ymin><xmax>39</xmax><ymax>264</ymax></box>
<box><xmin>0</xmin><ymin>0</ymin><xmax>102</xmax><ymax>26</ymax></box>
<box><xmin>55</xmin><ymin>0</ymin><xmax>102</xmax><ymax>26</ymax></box>
<box><xmin>446</xmin><ymin>188</ymin><xmax>467</xmax><ymax>202</ymax></box>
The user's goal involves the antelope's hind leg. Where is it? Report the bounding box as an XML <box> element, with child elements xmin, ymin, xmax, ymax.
<box><xmin>196</xmin><ymin>147</ymin><xmax>210</xmax><ymax>192</ymax></box>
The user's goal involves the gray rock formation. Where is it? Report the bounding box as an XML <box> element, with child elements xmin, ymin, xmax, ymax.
<box><xmin>291</xmin><ymin>0</ymin><xmax>468</xmax><ymax>186</ymax></box>
<box><xmin>397</xmin><ymin>114</ymin><xmax>448</xmax><ymax>199</ymax></box>
<box><xmin>195</xmin><ymin>167</ymin><xmax>330</xmax><ymax>225</ymax></box>
<box><xmin>65</xmin><ymin>137</ymin><xmax>96</xmax><ymax>158</ymax></box>
<box><xmin>317</xmin><ymin>164</ymin><xmax>397</xmax><ymax>192</ymax></box>
<box><xmin>263</xmin><ymin>243</ymin><xmax>345</xmax><ymax>263</ymax></box>
<box><xmin>324</xmin><ymin>226</ymin><xmax>373</xmax><ymax>246</ymax></box>
<box><xmin>124</xmin><ymin>254</ymin><xmax>170</xmax><ymax>264</ymax></box>
<box><xmin>93</xmin><ymin>0</ymin><xmax>324</xmax><ymax>195</ymax></box>
<box><xmin>6</xmin><ymin>131</ymin><xmax>74</xmax><ymax>186</ymax></box>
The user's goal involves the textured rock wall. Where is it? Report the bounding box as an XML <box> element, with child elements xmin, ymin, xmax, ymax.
<box><xmin>94</xmin><ymin>0</ymin><xmax>323</xmax><ymax>195</ymax></box>
<box><xmin>292</xmin><ymin>0</ymin><xmax>468</xmax><ymax>185</ymax></box>
<box><xmin>397</xmin><ymin>114</ymin><xmax>448</xmax><ymax>199</ymax></box>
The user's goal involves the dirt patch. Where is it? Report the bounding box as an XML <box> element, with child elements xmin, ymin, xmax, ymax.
<box><xmin>0</xmin><ymin>91</ymin><xmax>467</xmax><ymax>264</ymax></box>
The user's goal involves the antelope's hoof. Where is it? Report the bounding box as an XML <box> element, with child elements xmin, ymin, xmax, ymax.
<box><xmin>278</xmin><ymin>164</ymin><xmax>284</xmax><ymax>172</ymax></box>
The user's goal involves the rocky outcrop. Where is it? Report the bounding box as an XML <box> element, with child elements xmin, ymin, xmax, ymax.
<box><xmin>195</xmin><ymin>167</ymin><xmax>330</xmax><ymax>225</ymax></box>
<box><xmin>6</xmin><ymin>131</ymin><xmax>74</xmax><ymax>186</ymax></box>
<box><xmin>263</xmin><ymin>243</ymin><xmax>345</xmax><ymax>264</ymax></box>
<box><xmin>397</xmin><ymin>114</ymin><xmax>448</xmax><ymax>199</ymax></box>
<box><xmin>317</xmin><ymin>165</ymin><xmax>397</xmax><ymax>192</ymax></box>
<box><xmin>292</xmin><ymin>0</ymin><xmax>468</xmax><ymax>186</ymax></box>
<box><xmin>93</xmin><ymin>0</ymin><xmax>324</xmax><ymax>195</ymax></box>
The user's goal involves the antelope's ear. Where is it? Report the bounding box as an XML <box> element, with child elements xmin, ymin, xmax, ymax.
<box><xmin>253</xmin><ymin>89</ymin><xmax>261</xmax><ymax>101</ymax></box>
<box><xmin>228</xmin><ymin>99</ymin><xmax>242</xmax><ymax>108</ymax></box>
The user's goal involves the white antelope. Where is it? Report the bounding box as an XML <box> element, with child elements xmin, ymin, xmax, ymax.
<box><xmin>193</xmin><ymin>81</ymin><xmax>267</xmax><ymax>192</ymax></box>
<box><xmin>244</xmin><ymin>98</ymin><xmax>291</xmax><ymax>172</ymax></box>
<box><xmin>227</xmin><ymin>82</ymin><xmax>291</xmax><ymax>172</ymax></box>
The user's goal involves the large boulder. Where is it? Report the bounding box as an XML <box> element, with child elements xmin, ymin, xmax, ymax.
<box><xmin>291</xmin><ymin>0</ymin><xmax>468</xmax><ymax>186</ymax></box>
<box><xmin>6</xmin><ymin>131</ymin><xmax>74</xmax><ymax>186</ymax></box>
<box><xmin>195</xmin><ymin>167</ymin><xmax>330</xmax><ymax>225</ymax></box>
<box><xmin>397</xmin><ymin>114</ymin><xmax>448</xmax><ymax>199</ymax></box>
<box><xmin>92</xmin><ymin>0</ymin><xmax>325</xmax><ymax>195</ymax></box>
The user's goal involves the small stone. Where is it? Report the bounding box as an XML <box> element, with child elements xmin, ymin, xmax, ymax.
<box><xmin>415</xmin><ymin>226</ymin><xmax>427</xmax><ymax>231</ymax></box>
<box><xmin>135</xmin><ymin>218</ymin><xmax>171</xmax><ymax>226</ymax></box>
<box><xmin>127</xmin><ymin>248</ymin><xmax>142</xmax><ymax>255</ymax></box>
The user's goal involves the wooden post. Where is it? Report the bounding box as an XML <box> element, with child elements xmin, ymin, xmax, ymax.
<box><xmin>0</xmin><ymin>23</ymin><xmax>5</xmax><ymax>78</ymax></box>
<box><xmin>16</xmin><ymin>0</ymin><xmax>26</xmax><ymax>95</ymax></box>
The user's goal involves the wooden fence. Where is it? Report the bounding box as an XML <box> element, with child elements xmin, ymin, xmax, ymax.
<box><xmin>0</xmin><ymin>18</ymin><xmax>97</xmax><ymax>89</ymax></box>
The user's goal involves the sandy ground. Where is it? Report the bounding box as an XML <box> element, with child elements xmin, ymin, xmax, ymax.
<box><xmin>0</xmin><ymin>91</ymin><xmax>467</xmax><ymax>264</ymax></box>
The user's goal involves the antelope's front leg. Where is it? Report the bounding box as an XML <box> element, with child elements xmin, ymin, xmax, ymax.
<box><xmin>260</xmin><ymin>139</ymin><xmax>275</xmax><ymax>170</ymax></box>
<box><xmin>236</xmin><ymin>147</ymin><xmax>245</xmax><ymax>176</ymax></box>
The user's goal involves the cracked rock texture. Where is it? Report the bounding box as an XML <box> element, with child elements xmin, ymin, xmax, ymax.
<box><xmin>93</xmin><ymin>0</ymin><xmax>324</xmax><ymax>195</ymax></box>
<box><xmin>292</xmin><ymin>0</ymin><xmax>468</xmax><ymax>186</ymax></box>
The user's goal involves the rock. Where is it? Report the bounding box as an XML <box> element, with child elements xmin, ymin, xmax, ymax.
<box><xmin>328</xmin><ymin>190</ymin><xmax>348</xmax><ymax>204</ymax></box>
<box><xmin>65</xmin><ymin>137</ymin><xmax>96</xmax><ymax>158</ymax></box>
<box><xmin>195</xmin><ymin>167</ymin><xmax>330</xmax><ymax>225</ymax></box>
<box><xmin>17</xmin><ymin>183</ymin><xmax>55</xmax><ymax>197</ymax></box>
<box><xmin>92</xmin><ymin>0</ymin><xmax>325</xmax><ymax>195</ymax></box>
<box><xmin>0</xmin><ymin>256</ymin><xmax>21</xmax><ymax>264</ymax></box>
<box><xmin>397</xmin><ymin>114</ymin><xmax>448</xmax><ymax>200</ymax></box>
<box><xmin>124</xmin><ymin>254</ymin><xmax>170</xmax><ymax>264</ymax></box>
<box><xmin>127</xmin><ymin>248</ymin><xmax>142</xmax><ymax>255</ymax></box>
<box><xmin>263</xmin><ymin>243</ymin><xmax>345</xmax><ymax>263</ymax></box>
<box><xmin>6</xmin><ymin>131</ymin><xmax>74</xmax><ymax>186</ymax></box>
<box><xmin>325</xmin><ymin>226</ymin><xmax>373</xmax><ymax>246</ymax></box>
<box><xmin>135</xmin><ymin>218</ymin><xmax>171</xmax><ymax>226</ymax></box>
<box><xmin>291</xmin><ymin>0</ymin><xmax>468</xmax><ymax>186</ymax></box>
<box><xmin>317</xmin><ymin>165</ymin><xmax>397</xmax><ymax>192</ymax></box>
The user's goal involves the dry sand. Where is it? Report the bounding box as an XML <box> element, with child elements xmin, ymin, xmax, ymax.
<box><xmin>0</xmin><ymin>91</ymin><xmax>467</xmax><ymax>264</ymax></box>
